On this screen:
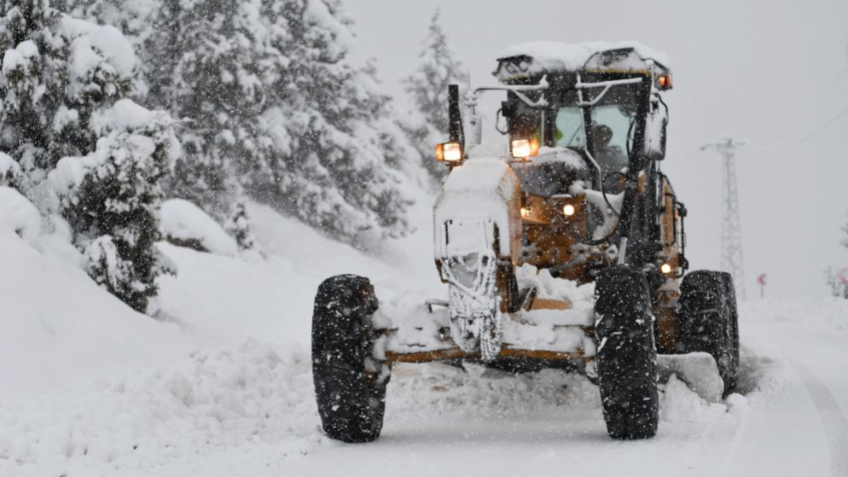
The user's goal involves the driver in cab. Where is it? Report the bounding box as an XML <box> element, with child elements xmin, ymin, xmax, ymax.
<box><xmin>591</xmin><ymin>123</ymin><xmax>628</xmax><ymax>178</ymax></box>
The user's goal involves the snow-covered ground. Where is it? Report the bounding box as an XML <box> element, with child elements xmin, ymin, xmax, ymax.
<box><xmin>1</xmin><ymin>197</ymin><xmax>847</xmax><ymax>477</ymax></box>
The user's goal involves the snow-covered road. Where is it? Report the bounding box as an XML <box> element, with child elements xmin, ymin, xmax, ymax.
<box><xmin>277</xmin><ymin>298</ymin><xmax>848</xmax><ymax>477</ymax></box>
<box><xmin>4</xmin><ymin>299</ymin><xmax>844</xmax><ymax>477</ymax></box>
<box><xmin>2</xmin><ymin>204</ymin><xmax>846</xmax><ymax>477</ymax></box>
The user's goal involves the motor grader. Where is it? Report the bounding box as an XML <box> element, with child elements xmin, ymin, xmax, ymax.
<box><xmin>311</xmin><ymin>42</ymin><xmax>740</xmax><ymax>442</ymax></box>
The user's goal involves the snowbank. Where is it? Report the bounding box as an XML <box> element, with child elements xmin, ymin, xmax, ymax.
<box><xmin>0</xmin><ymin>226</ymin><xmax>187</xmax><ymax>397</ymax></box>
<box><xmin>155</xmin><ymin>202</ymin><xmax>434</xmax><ymax>346</ymax></box>
<box><xmin>0</xmin><ymin>186</ymin><xmax>41</xmax><ymax>243</ymax></box>
<box><xmin>160</xmin><ymin>199</ymin><xmax>238</xmax><ymax>256</ymax></box>
<box><xmin>0</xmin><ymin>341</ymin><xmax>320</xmax><ymax>477</ymax></box>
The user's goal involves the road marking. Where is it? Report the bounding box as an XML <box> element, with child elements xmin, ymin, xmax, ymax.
<box><xmin>792</xmin><ymin>360</ymin><xmax>848</xmax><ymax>477</ymax></box>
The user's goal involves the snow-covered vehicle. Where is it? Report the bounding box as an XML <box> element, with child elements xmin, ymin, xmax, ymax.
<box><xmin>311</xmin><ymin>42</ymin><xmax>739</xmax><ymax>442</ymax></box>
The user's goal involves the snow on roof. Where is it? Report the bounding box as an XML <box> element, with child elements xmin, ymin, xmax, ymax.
<box><xmin>494</xmin><ymin>41</ymin><xmax>671</xmax><ymax>82</ymax></box>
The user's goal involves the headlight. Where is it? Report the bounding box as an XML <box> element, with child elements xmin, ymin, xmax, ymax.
<box><xmin>510</xmin><ymin>138</ymin><xmax>540</xmax><ymax>160</ymax></box>
<box><xmin>562</xmin><ymin>204</ymin><xmax>576</xmax><ymax>216</ymax></box>
<box><xmin>660</xmin><ymin>263</ymin><xmax>672</xmax><ymax>274</ymax></box>
<box><xmin>436</xmin><ymin>142</ymin><xmax>463</xmax><ymax>163</ymax></box>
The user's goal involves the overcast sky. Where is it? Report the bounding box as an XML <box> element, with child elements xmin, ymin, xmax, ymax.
<box><xmin>344</xmin><ymin>0</ymin><xmax>848</xmax><ymax>299</ymax></box>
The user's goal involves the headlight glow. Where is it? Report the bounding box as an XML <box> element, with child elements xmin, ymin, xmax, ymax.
<box><xmin>436</xmin><ymin>142</ymin><xmax>463</xmax><ymax>162</ymax></box>
<box><xmin>511</xmin><ymin>138</ymin><xmax>540</xmax><ymax>160</ymax></box>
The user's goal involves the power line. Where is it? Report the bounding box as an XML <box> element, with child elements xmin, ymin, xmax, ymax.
<box><xmin>832</xmin><ymin>65</ymin><xmax>848</xmax><ymax>87</ymax></box>
<box><xmin>749</xmin><ymin>101</ymin><xmax>848</xmax><ymax>152</ymax></box>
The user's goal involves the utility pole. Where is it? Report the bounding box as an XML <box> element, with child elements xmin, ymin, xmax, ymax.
<box><xmin>702</xmin><ymin>138</ymin><xmax>746</xmax><ymax>301</ymax></box>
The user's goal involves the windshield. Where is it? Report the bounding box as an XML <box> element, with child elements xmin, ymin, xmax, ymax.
<box><xmin>553</xmin><ymin>81</ymin><xmax>641</xmax><ymax>176</ymax></box>
<box><xmin>507</xmin><ymin>79</ymin><xmax>644</xmax><ymax>178</ymax></box>
<box><xmin>555</xmin><ymin>107</ymin><xmax>585</xmax><ymax>148</ymax></box>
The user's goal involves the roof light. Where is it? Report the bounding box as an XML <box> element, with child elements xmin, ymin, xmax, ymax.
<box><xmin>511</xmin><ymin>138</ymin><xmax>540</xmax><ymax>160</ymax></box>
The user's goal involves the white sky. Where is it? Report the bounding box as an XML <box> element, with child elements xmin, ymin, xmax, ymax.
<box><xmin>344</xmin><ymin>0</ymin><xmax>848</xmax><ymax>299</ymax></box>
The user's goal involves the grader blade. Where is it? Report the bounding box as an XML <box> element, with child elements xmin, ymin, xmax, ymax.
<box><xmin>657</xmin><ymin>352</ymin><xmax>724</xmax><ymax>402</ymax></box>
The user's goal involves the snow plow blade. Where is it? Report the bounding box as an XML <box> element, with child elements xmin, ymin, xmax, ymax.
<box><xmin>657</xmin><ymin>352</ymin><xmax>724</xmax><ymax>402</ymax></box>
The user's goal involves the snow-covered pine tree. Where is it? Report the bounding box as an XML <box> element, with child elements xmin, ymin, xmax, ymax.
<box><xmin>61</xmin><ymin>0</ymin><xmax>416</xmax><ymax>244</ymax></box>
<box><xmin>0</xmin><ymin>0</ymin><xmax>138</xmax><ymax>176</ymax></box>
<box><xmin>142</xmin><ymin>0</ymin><xmax>272</xmax><ymax>221</ymax></box>
<box><xmin>402</xmin><ymin>8</ymin><xmax>468</xmax><ymax>181</ymax></box>
<box><xmin>50</xmin><ymin>99</ymin><xmax>179</xmax><ymax>313</ymax></box>
<box><xmin>0</xmin><ymin>151</ymin><xmax>24</xmax><ymax>188</ymax></box>
<box><xmin>224</xmin><ymin>202</ymin><xmax>258</xmax><ymax>252</ymax></box>
<box><xmin>61</xmin><ymin>0</ymin><xmax>158</xmax><ymax>46</ymax></box>
<box><xmin>0</xmin><ymin>3</ymin><xmax>175</xmax><ymax>312</ymax></box>
<box><xmin>257</xmin><ymin>0</ymin><xmax>412</xmax><ymax>242</ymax></box>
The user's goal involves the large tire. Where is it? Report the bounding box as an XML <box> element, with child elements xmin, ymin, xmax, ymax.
<box><xmin>677</xmin><ymin>271</ymin><xmax>738</xmax><ymax>394</ymax></box>
<box><xmin>312</xmin><ymin>275</ymin><xmax>389</xmax><ymax>443</ymax></box>
<box><xmin>595</xmin><ymin>265</ymin><xmax>659</xmax><ymax>440</ymax></box>
<box><xmin>720</xmin><ymin>273</ymin><xmax>740</xmax><ymax>391</ymax></box>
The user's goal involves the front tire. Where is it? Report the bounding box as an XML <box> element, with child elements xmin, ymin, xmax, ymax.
<box><xmin>312</xmin><ymin>275</ymin><xmax>389</xmax><ymax>443</ymax></box>
<box><xmin>595</xmin><ymin>266</ymin><xmax>659</xmax><ymax>440</ymax></box>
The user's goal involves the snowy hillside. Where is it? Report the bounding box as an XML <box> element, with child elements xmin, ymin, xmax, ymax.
<box><xmin>0</xmin><ymin>224</ymin><xmax>187</xmax><ymax>397</ymax></box>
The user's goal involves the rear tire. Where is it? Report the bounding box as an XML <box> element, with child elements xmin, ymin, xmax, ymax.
<box><xmin>720</xmin><ymin>273</ymin><xmax>740</xmax><ymax>391</ymax></box>
<box><xmin>677</xmin><ymin>271</ymin><xmax>739</xmax><ymax>395</ymax></box>
<box><xmin>312</xmin><ymin>275</ymin><xmax>389</xmax><ymax>443</ymax></box>
<box><xmin>595</xmin><ymin>266</ymin><xmax>659</xmax><ymax>440</ymax></box>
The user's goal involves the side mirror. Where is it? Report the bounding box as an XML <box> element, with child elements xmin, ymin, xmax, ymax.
<box><xmin>644</xmin><ymin>101</ymin><xmax>668</xmax><ymax>161</ymax></box>
<box><xmin>501</xmin><ymin>100</ymin><xmax>515</xmax><ymax>119</ymax></box>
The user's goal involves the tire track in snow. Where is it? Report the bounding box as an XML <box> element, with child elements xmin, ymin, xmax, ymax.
<box><xmin>792</xmin><ymin>360</ymin><xmax>848</xmax><ymax>476</ymax></box>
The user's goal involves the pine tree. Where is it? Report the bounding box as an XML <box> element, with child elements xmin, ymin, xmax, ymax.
<box><xmin>0</xmin><ymin>151</ymin><xmax>24</xmax><ymax>189</ymax></box>
<box><xmin>1</xmin><ymin>4</ymin><xmax>175</xmax><ymax>312</ymax></box>
<box><xmin>51</xmin><ymin>100</ymin><xmax>178</xmax><ymax>313</ymax></box>
<box><xmin>61</xmin><ymin>0</ymin><xmax>158</xmax><ymax>46</ymax></box>
<box><xmin>62</xmin><ymin>0</ymin><xmax>418</xmax><ymax>243</ymax></box>
<box><xmin>142</xmin><ymin>0</ymin><xmax>272</xmax><ymax>220</ymax></box>
<box><xmin>256</xmin><ymin>0</ymin><xmax>412</xmax><ymax>241</ymax></box>
<box><xmin>224</xmin><ymin>202</ymin><xmax>258</xmax><ymax>252</ymax></box>
<box><xmin>0</xmin><ymin>0</ymin><xmax>138</xmax><ymax>175</ymax></box>
<box><xmin>403</xmin><ymin>8</ymin><xmax>468</xmax><ymax>181</ymax></box>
